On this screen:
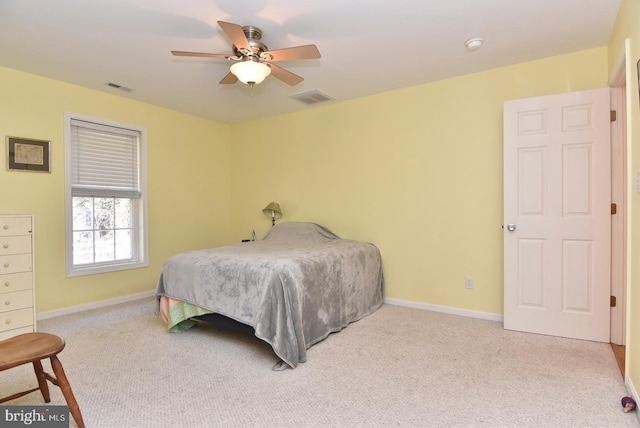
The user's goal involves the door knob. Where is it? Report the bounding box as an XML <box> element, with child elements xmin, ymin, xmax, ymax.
<box><xmin>506</xmin><ymin>224</ymin><xmax>516</xmax><ymax>232</ymax></box>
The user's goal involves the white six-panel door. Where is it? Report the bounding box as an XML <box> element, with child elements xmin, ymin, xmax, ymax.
<box><xmin>503</xmin><ymin>88</ymin><xmax>611</xmax><ymax>342</ymax></box>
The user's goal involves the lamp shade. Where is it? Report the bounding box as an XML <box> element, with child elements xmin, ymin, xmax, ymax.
<box><xmin>230</xmin><ymin>61</ymin><xmax>271</xmax><ymax>85</ymax></box>
<box><xmin>262</xmin><ymin>202</ymin><xmax>282</xmax><ymax>219</ymax></box>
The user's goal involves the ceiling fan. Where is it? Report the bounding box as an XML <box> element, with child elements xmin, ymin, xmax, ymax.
<box><xmin>172</xmin><ymin>21</ymin><xmax>321</xmax><ymax>87</ymax></box>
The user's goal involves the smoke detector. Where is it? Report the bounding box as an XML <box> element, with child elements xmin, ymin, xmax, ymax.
<box><xmin>464</xmin><ymin>37</ymin><xmax>484</xmax><ymax>52</ymax></box>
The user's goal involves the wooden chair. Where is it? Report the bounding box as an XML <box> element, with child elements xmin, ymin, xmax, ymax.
<box><xmin>0</xmin><ymin>332</ymin><xmax>85</xmax><ymax>428</ymax></box>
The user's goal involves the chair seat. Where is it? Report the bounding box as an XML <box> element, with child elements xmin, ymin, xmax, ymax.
<box><xmin>0</xmin><ymin>333</ymin><xmax>65</xmax><ymax>370</ymax></box>
<box><xmin>0</xmin><ymin>332</ymin><xmax>84</xmax><ymax>428</ymax></box>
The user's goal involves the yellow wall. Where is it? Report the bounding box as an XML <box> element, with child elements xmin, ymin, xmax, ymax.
<box><xmin>230</xmin><ymin>47</ymin><xmax>609</xmax><ymax>315</ymax></box>
<box><xmin>609</xmin><ymin>0</ymin><xmax>640</xmax><ymax>399</ymax></box>
<box><xmin>0</xmin><ymin>66</ymin><xmax>232</xmax><ymax>312</ymax></box>
<box><xmin>0</xmin><ymin>42</ymin><xmax>617</xmax><ymax>345</ymax></box>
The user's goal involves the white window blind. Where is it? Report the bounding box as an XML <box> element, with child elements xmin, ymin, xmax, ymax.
<box><xmin>70</xmin><ymin>119</ymin><xmax>141</xmax><ymax>198</ymax></box>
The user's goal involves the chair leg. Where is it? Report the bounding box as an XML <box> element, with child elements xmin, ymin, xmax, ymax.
<box><xmin>50</xmin><ymin>356</ymin><xmax>85</xmax><ymax>428</ymax></box>
<box><xmin>32</xmin><ymin>360</ymin><xmax>51</xmax><ymax>403</ymax></box>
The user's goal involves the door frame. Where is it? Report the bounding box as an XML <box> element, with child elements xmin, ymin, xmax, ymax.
<box><xmin>609</xmin><ymin>41</ymin><xmax>629</xmax><ymax>346</ymax></box>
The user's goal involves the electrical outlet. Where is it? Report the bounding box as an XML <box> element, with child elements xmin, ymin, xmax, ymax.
<box><xmin>465</xmin><ymin>276</ymin><xmax>474</xmax><ymax>289</ymax></box>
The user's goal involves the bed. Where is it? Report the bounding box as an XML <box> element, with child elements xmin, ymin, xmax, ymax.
<box><xmin>156</xmin><ymin>222</ymin><xmax>384</xmax><ymax>369</ymax></box>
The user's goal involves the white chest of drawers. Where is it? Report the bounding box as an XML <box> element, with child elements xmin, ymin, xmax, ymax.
<box><xmin>0</xmin><ymin>215</ymin><xmax>35</xmax><ymax>340</ymax></box>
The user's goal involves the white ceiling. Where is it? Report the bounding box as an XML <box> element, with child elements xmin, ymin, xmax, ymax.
<box><xmin>0</xmin><ymin>0</ymin><xmax>622</xmax><ymax>123</ymax></box>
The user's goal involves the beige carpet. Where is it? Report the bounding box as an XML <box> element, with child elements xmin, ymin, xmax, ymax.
<box><xmin>2</xmin><ymin>298</ymin><xmax>638</xmax><ymax>427</ymax></box>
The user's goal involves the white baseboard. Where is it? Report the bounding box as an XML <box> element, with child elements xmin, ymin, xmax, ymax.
<box><xmin>625</xmin><ymin>375</ymin><xmax>640</xmax><ymax>423</ymax></box>
<box><xmin>37</xmin><ymin>290</ymin><xmax>156</xmax><ymax>321</ymax></box>
<box><xmin>383</xmin><ymin>297</ymin><xmax>504</xmax><ymax>323</ymax></box>
<box><xmin>37</xmin><ymin>294</ymin><xmax>502</xmax><ymax>323</ymax></box>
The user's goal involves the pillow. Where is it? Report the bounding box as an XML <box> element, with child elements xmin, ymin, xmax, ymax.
<box><xmin>263</xmin><ymin>222</ymin><xmax>339</xmax><ymax>244</ymax></box>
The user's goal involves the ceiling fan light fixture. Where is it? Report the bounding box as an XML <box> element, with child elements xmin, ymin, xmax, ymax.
<box><xmin>174</xmin><ymin>21</ymin><xmax>319</xmax><ymax>87</ymax></box>
<box><xmin>230</xmin><ymin>60</ymin><xmax>271</xmax><ymax>85</ymax></box>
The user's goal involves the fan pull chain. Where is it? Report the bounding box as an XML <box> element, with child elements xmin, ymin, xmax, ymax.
<box><xmin>249</xmin><ymin>83</ymin><xmax>256</xmax><ymax>117</ymax></box>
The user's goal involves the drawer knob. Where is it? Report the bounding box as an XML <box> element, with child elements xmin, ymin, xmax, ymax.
<box><xmin>3</xmin><ymin>282</ymin><xmax>8</xmax><ymax>287</ymax></box>
<box><xmin>3</xmin><ymin>263</ymin><xmax>8</xmax><ymax>268</ymax></box>
<box><xmin>3</xmin><ymin>244</ymin><xmax>8</xmax><ymax>249</ymax></box>
<box><xmin>2</xmin><ymin>225</ymin><xmax>7</xmax><ymax>230</ymax></box>
<box><xmin>4</xmin><ymin>300</ymin><xmax>9</xmax><ymax>306</ymax></box>
<box><xmin>5</xmin><ymin>319</ymin><xmax>10</xmax><ymax>325</ymax></box>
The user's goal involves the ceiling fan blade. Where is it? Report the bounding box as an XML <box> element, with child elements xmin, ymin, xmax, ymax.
<box><xmin>172</xmin><ymin>51</ymin><xmax>230</xmax><ymax>59</ymax></box>
<box><xmin>267</xmin><ymin>63</ymin><xmax>304</xmax><ymax>86</ymax></box>
<box><xmin>218</xmin><ymin>21</ymin><xmax>250</xmax><ymax>51</ymax></box>
<box><xmin>219</xmin><ymin>72</ymin><xmax>238</xmax><ymax>84</ymax></box>
<box><xmin>264</xmin><ymin>45</ymin><xmax>321</xmax><ymax>62</ymax></box>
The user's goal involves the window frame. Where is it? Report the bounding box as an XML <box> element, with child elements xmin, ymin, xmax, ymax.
<box><xmin>64</xmin><ymin>111</ymin><xmax>148</xmax><ymax>277</ymax></box>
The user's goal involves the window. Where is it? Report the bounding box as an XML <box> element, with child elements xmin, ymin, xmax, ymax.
<box><xmin>64</xmin><ymin>112</ymin><xmax>148</xmax><ymax>276</ymax></box>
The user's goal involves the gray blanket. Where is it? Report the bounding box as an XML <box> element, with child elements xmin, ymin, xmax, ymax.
<box><xmin>156</xmin><ymin>222</ymin><xmax>384</xmax><ymax>368</ymax></box>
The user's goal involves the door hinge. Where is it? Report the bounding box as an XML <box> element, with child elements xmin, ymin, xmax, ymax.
<box><xmin>611</xmin><ymin>110</ymin><xmax>617</xmax><ymax>122</ymax></box>
<box><xmin>611</xmin><ymin>203</ymin><xmax>617</xmax><ymax>215</ymax></box>
<box><xmin>611</xmin><ymin>295</ymin><xmax>617</xmax><ymax>307</ymax></box>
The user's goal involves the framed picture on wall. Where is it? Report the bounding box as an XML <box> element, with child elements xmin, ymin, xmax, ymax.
<box><xmin>6</xmin><ymin>136</ymin><xmax>51</xmax><ymax>172</ymax></box>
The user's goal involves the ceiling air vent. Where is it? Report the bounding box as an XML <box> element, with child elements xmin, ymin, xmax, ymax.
<box><xmin>105</xmin><ymin>82</ymin><xmax>135</xmax><ymax>93</ymax></box>
<box><xmin>290</xmin><ymin>89</ymin><xmax>335</xmax><ymax>105</ymax></box>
